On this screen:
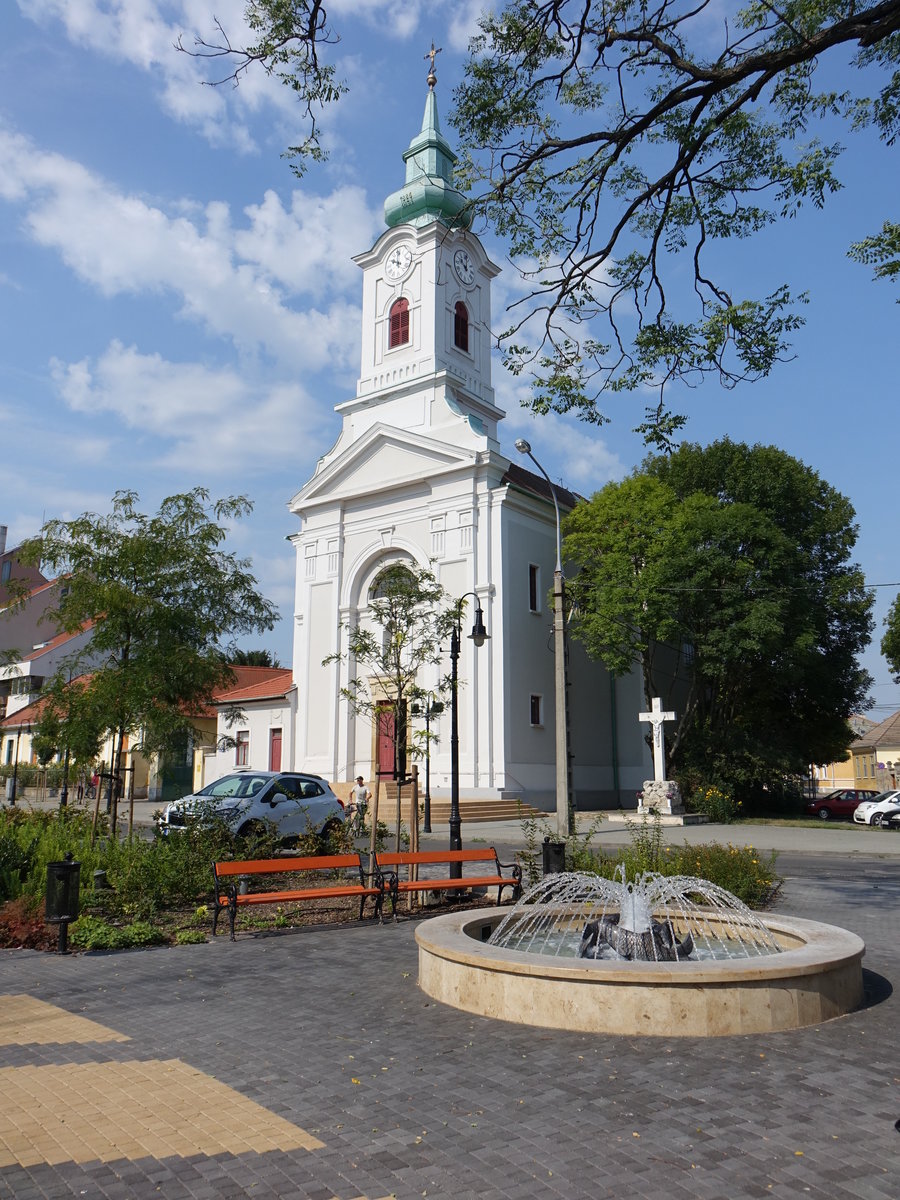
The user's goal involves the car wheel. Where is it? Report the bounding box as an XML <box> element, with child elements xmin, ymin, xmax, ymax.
<box><xmin>872</xmin><ymin>813</ymin><xmax>883</xmax><ymax>827</ymax></box>
<box><xmin>319</xmin><ymin>818</ymin><xmax>344</xmax><ymax>851</ymax></box>
<box><xmin>237</xmin><ymin>820</ymin><xmax>273</xmax><ymax>856</ymax></box>
<box><xmin>817</xmin><ymin>807</ymin><xmax>830</xmax><ymax>820</ymax></box>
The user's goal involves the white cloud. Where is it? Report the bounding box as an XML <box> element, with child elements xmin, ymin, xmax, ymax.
<box><xmin>17</xmin><ymin>0</ymin><xmax>289</xmax><ymax>153</ymax></box>
<box><xmin>331</xmin><ymin>0</ymin><xmax>424</xmax><ymax>39</ymax></box>
<box><xmin>493</xmin><ymin>367</ymin><xmax>627</xmax><ymax>496</ymax></box>
<box><xmin>0</xmin><ymin>125</ymin><xmax>378</xmax><ymax>371</ymax></box>
<box><xmin>50</xmin><ymin>342</ymin><xmax>331</xmax><ymax>474</ymax></box>
<box><xmin>446</xmin><ymin>0</ymin><xmax>487</xmax><ymax>51</ymax></box>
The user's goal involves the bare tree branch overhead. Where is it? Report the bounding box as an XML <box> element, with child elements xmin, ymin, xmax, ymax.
<box><xmin>181</xmin><ymin>1</ymin><xmax>900</xmax><ymax>444</ymax></box>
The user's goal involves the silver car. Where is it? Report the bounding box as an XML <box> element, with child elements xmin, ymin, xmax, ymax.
<box><xmin>158</xmin><ymin>770</ymin><xmax>346</xmax><ymax>844</ymax></box>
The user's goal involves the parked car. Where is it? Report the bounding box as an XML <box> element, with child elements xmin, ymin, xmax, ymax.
<box><xmin>852</xmin><ymin>790</ymin><xmax>900</xmax><ymax>826</ymax></box>
<box><xmin>157</xmin><ymin>770</ymin><xmax>345</xmax><ymax>844</ymax></box>
<box><xmin>805</xmin><ymin>788</ymin><xmax>881</xmax><ymax>821</ymax></box>
<box><xmin>882</xmin><ymin>808</ymin><xmax>900</xmax><ymax>831</ymax></box>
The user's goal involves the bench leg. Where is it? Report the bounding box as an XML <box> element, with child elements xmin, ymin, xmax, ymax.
<box><xmin>228</xmin><ymin>894</ymin><xmax>237</xmax><ymax>942</ymax></box>
<box><xmin>212</xmin><ymin>902</ymin><xmax>221</xmax><ymax>938</ymax></box>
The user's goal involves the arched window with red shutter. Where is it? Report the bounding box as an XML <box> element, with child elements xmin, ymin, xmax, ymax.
<box><xmin>454</xmin><ymin>301</ymin><xmax>469</xmax><ymax>352</ymax></box>
<box><xmin>389</xmin><ymin>297</ymin><xmax>410</xmax><ymax>348</ymax></box>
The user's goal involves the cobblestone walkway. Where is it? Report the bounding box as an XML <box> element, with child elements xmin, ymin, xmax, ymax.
<box><xmin>0</xmin><ymin>853</ymin><xmax>897</xmax><ymax>1199</ymax></box>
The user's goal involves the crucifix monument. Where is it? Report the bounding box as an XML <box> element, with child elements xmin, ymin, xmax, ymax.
<box><xmin>637</xmin><ymin>697</ymin><xmax>683</xmax><ymax>814</ymax></box>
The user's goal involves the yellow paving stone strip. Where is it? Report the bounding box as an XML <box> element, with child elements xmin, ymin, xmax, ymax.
<box><xmin>0</xmin><ymin>994</ymin><xmax>129</xmax><ymax>1046</ymax></box>
<box><xmin>0</xmin><ymin>1059</ymin><xmax>325</xmax><ymax>1167</ymax></box>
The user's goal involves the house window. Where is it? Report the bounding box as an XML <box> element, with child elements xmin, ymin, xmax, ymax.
<box><xmin>528</xmin><ymin>564</ymin><xmax>540</xmax><ymax>613</ymax></box>
<box><xmin>4</xmin><ymin>739</ymin><xmax>13</xmax><ymax>765</ymax></box>
<box><xmin>1</xmin><ymin>561</ymin><xmax>10</xmax><ymax>584</ymax></box>
<box><xmin>454</xmin><ymin>301</ymin><xmax>469</xmax><ymax>352</ymax></box>
<box><xmin>389</xmin><ymin>298</ymin><xmax>410</xmax><ymax>347</ymax></box>
<box><xmin>235</xmin><ymin>730</ymin><xmax>249</xmax><ymax>766</ymax></box>
<box><xmin>530</xmin><ymin>695</ymin><xmax>543</xmax><ymax>726</ymax></box>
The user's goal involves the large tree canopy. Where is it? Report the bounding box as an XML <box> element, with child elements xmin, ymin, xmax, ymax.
<box><xmin>184</xmin><ymin>0</ymin><xmax>899</xmax><ymax>444</ymax></box>
<box><xmin>563</xmin><ymin>439</ymin><xmax>874</xmax><ymax>790</ymax></box>
<box><xmin>883</xmin><ymin>593</ymin><xmax>900</xmax><ymax>679</ymax></box>
<box><xmin>14</xmin><ymin>490</ymin><xmax>278</xmax><ymax>826</ymax></box>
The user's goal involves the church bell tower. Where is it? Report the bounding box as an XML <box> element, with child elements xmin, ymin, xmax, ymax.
<box><xmin>343</xmin><ymin>55</ymin><xmax>502</xmax><ymax>449</ymax></box>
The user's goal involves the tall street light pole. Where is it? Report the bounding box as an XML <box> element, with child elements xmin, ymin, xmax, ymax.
<box><xmin>449</xmin><ymin>594</ymin><xmax>489</xmax><ymax>877</ymax></box>
<box><xmin>411</xmin><ymin>692</ymin><xmax>443</xmax><ymax>833</ymax></box>
<box><xmin>514</xmin><ymin>439</ymin><xmax>574</xmax><ymax>837</ymax></box>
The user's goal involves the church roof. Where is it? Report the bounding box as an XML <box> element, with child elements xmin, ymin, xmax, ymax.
<box><xmin>383</xmin><ymin>81</ymin><xmax>471</xmax><ymax>230</ymax></box>
<box><xmin>502</xmin><ymin>462</ymin><xmax>581</xmax><ymax>512</ymax></box>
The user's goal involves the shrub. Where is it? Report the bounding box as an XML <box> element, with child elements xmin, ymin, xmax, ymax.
<box><xmin>69</xmin><ymin>915</ymin><xmax>167</xmax><ymax>950</ymax></box>
<box><xmin>517</xmin><ymin>810</ymin><xmax>606</xmax><ymax>885</ymax></box>
<box><xmin>174</xmin><ymin>929</ymin><xmax>207</xmax><ymax>945</ymax></box>
<box><xmin>0</xmin><ymin>896</ymin><xmax>56</xmax><ymax>949</ymax></box>
<box><xmin>687</xmin><ymin>784</ymin><xmax>741</xmax><ymax>823</ymax></box>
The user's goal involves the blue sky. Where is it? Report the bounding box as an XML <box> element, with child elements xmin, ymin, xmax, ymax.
<box><xmin>2</xmin><ymin>1</ymin><xmax>898</xmax><ymax>717</ymax></box>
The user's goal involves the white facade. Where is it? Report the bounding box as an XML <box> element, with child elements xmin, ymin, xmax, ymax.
<box><xmin>281</xmin><ymin>86</ymin><xmax>653</xmax><ymax>810</ymax></box>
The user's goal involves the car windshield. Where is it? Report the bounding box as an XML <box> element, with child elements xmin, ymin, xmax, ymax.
<box><xmin>199</xmin><ymin>775</ymin><xmax>271</xmax><ymax>799</ymax></box>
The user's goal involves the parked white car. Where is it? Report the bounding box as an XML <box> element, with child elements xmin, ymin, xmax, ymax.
<box><xmin>852</xmin><ymin>790</ymin><xmax>900</xmax><ymax>826</ymax></box>
<box><xmin>158</xmin><ymin>770</ymin><xmax>346</xmax><ymax>844</ymax></box>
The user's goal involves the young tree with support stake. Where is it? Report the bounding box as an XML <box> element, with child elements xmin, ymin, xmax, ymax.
<box><xmin>324</xmin><ymin>562</ymin><xmax>456</xmax><ymax>857</ymax></box>
<box><xmin>12</xmin><ymin>490</ymin><xmax>278</xmax><ymax>837</ymax></box>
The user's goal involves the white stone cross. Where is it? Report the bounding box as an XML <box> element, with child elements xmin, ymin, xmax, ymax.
<box><xmin>638</xmin><ymin>697</ymin><xmax>676</xmax><ymax>782</ymax></box>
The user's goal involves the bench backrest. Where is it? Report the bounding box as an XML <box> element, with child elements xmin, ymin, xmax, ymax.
<box><xmin>375</xmin><ymin>848</ymin><xmax>499</xmax><ymax>870</ymax></box>
<box><xmin>214</xmin><ymin>853</ymin><xmax>363</xmax><ymax>878</ymax></box>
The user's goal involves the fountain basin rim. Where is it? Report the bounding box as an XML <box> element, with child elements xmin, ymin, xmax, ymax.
<box><xmin>416</xmin><ymin>910</ymin><xmax>864</xmax><ymax>986</ymax></box>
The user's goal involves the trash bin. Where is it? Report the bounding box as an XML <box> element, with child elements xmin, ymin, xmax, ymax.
<box><xmin>45</xmin><ymin>852</ymin><xmax>81</xmax><ymax>954</ymax></box>
<box><xmin>542</xmin><ymin>836</ymin><xmax>566</xmax><ymax>874</ymax></box>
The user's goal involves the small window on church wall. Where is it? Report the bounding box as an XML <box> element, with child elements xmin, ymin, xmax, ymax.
<box><xmin>528</xmin><ymin>564</ymin><xmax>540</xmax><ymax>613</ymax></box>
<box><xmin>454</xmin><ymin>302</ymin><xmax>469</xmax><ymax>352</ymax></box>
<box><xmin>389</xmin><ymin>298</ymin><xmax>410</xmax><ymax>347</ymax></box>
<box><xmin>530</xmin><ymin>695</ymin><xmax>543</xmax><ymax>726</ymax></box>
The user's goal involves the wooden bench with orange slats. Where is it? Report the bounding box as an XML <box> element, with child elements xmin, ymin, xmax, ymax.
<box><xmin>373</xmin><ymin>847</ymin><xmax>521</xmax><ymax>918</ymax></box>
<box><xmin>211</xmin><ymin>852</ymin><xmax>386</xmax><ymax>940</ymax></box>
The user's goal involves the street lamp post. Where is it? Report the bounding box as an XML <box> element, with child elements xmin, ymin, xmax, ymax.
<box><xmin>411</xmin><ymin>693</ymin><xmax>444</xmax><ymax>833</ymax></box>
<box><xmin>8</xmin><ymin>726</ymin><xmax>23</xmax><ymax>806</ymax></box>
<box><xmin>514</xmin><ymin>438</ymin><xmax>574</xmax><ymax>837</ymax></box>
<box><xmin>449</xmin><ymin>594</ymin><xmax>489</xmax><ymax>877</ymax></box>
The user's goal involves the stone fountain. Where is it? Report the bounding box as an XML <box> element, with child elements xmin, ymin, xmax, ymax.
<box><xmin>415</xmin><ymin>869</ymin><xmax>865</xmax><ymax>1036</ymax></box>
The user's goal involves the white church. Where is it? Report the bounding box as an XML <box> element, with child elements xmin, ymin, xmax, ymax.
<box><xmin>210</xmin><ymin>75</ymin><xmax>655</xmax><ymax>813</ymax></box>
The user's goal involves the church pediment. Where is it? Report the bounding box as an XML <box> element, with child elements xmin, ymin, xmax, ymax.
<box><xmin>291</xmin><ymin>424</ymin><xmax>477</xmax><ymax>511</ymax></box>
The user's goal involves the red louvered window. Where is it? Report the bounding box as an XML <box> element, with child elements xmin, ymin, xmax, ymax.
<box><xmin>389</xmin><ymin>298</ymin><xmax>409</xmax><ymax>347</ymax></box>
<box><xmin>454</xmin><ymin>301</ymin><xmax>469</xmax><ymax>352</ymax></box>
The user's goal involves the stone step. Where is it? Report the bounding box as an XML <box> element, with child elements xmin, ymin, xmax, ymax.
<box><xmin>370</xmin><ymin>796</ymin><xmax>543</xmax><ymax>824</ymax></box>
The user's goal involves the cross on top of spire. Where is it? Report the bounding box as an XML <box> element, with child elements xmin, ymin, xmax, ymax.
<box><xmin>424</xmin><ymin>42</ymin><xmax>442</xmax><ymax>89</ymax></box>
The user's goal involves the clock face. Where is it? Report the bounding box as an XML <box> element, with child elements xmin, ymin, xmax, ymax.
<box><xmin>385</xmin><ymin>244</ymin><xmax>412</xmax><ymax>281</ymax></box>
<box><xmin>453</xmin><ymin>248</ymin><xmax>475</xmax><ymax>285</ymax></box>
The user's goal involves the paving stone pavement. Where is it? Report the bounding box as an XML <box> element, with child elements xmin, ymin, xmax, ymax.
<box><xmin>0</xmin><ymin>851</ymin><xmax>898</xmax><ymax>1199</ymax></box>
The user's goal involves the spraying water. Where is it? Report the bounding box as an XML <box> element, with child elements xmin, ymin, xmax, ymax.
<box><xmin>488</xmin><ymin>866</ymin><xmax>781</xmax><ymax>962</ymax></box>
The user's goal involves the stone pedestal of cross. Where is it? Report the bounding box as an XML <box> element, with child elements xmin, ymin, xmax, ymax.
<box><xmin>637</xmin><ymin>697</ymin><xmax>683</xmax><ymax>814</ymax></box>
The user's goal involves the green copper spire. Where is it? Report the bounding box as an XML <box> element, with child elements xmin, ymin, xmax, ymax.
<box><xmin>383</xmin><ymin>57</ymin><xmax>471</xmax><ymax>230</ymax></box>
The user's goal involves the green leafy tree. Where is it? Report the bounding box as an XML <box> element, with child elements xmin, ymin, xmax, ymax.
<box><xmin>324</xmin><ymin>562</ymin><xmax>456</xmax><ymax>848</ymax></box>
<box><xmin>15</xmin><ymin>490</ymin><xmax>278</xmax><ymax>830</ymax></box>
<box><xmin>883</xmin><ymin>594</ymin><xmax>900</xmax><ymax>680</ymax></box>
<box><xmin>29</xmin><ymin>676</ymin><xmax>105</xmax><ymax>798</ymax></box>
<box><xmin>229</xmin><ymin>648</ymin><xmax>283</xmax><ymax>667</ymax></box>
<box><xmin>183</xmin><ymin>0</ymin><xmax>899</xmax><ymax>444</ymax></box>
<box><xmin>565</xmin><ymin>440</ymin><xmax>874</xmax><ymax>791</ymax></box>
